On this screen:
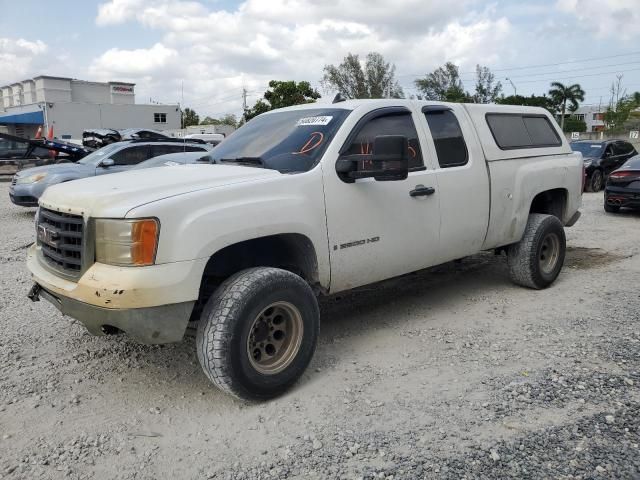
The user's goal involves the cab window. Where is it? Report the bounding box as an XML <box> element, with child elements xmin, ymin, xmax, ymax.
<box><xmin>344</xmin><ymin>113</ymin><xmax>424</xmax><ymax>170</ymax></box>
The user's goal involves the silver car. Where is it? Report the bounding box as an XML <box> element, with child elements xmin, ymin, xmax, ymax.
<box><xmin>9</xmin><ymin>140</ymin><xmax>212</xmax><ymax>207</ymax></box>
<box><xmin>132</xmin><ymin>151</ymin><xmax>213</xmax><ymax>170</ymax></box>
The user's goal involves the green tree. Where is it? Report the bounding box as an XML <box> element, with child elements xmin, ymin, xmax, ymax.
<box><xmin>182</xmin><ymin>107</ymin><xmax>199</xmax><ymax>128</ymax></box>
<box><xmin>563</xmin><ymin>117</ymin><xmax>587</xmax><ymax>133</ymax></box>
<box><xmin>322</xmin><ymin>52</ymin><xmax>404</xmax><ymax>99</ymax></box>
<box><xmin>473</xmin><ymin>65</ymin><xmax>502</xmax><ymax>103</ymax></box>
<box><xmin>548</xmin><ymin>82</ymin><xmax>585</xmax><ymax>131</ymax></box>
<box><xmin>200</xmin><ymin>113</ymin><xmax>238</xmax><ymax>127</ymax></box>
<box><xmin>496</xmin><ymin>94</ymin><xmax>555</xmax><ymax>111</ymax></box>
<box><xmin>604</xmin><ymin>93</ymin><xmax>640</xmax><ymax>133</ymax></box>
<box><xmin>414</xmin><ymin>62</ymin><xmax>468</xmax><ymax>102</ymax></box>
<box><xmin>243</xmin><ymin>80</ymin><xmax>320</xmax><ymax>122</ymax></box>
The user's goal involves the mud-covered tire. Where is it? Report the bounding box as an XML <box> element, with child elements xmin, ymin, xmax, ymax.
<box><xmin>507</xmin><ymin>214</ymin><xmax>566</xmax><ymax>290</ymax></box>
<box><xmin>196</xmin><ymin>267</ymin><xmax>320</xmax><ymax>401</ymax></box>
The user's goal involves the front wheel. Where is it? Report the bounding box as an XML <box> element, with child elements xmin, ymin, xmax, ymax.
<box><xmin>196</xmin><ymin>267</ymin><xmax>320</xmax><ymax>401</ymax></box>
<box><xmin>586</xmin><ymin>170</ymin><xmax>604</xmax><ymax>192</ymax></box>
<box><xmin>507</xmin><ymin>214</ymin><xmax>566</xmax><ymax>289</ymax></box>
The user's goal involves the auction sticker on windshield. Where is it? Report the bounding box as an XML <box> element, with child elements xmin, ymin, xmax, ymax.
<box><xmin>297</xmin><ymin>116</ymin><xmax>333</xmax><ymax>126</ymax></box>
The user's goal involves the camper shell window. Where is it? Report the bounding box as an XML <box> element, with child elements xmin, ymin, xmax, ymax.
<box><xmin>486</xmin><ymin>113</ymin><xmax>561</xmax><ymax>150</ymax></box>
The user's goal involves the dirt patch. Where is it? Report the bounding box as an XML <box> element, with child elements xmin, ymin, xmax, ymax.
<box><xmin>565</xmin><ymin>246</ymin><xmax>630</xmax><ymax>270</ymax></box>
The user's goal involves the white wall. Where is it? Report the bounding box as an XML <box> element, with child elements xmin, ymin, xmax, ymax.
<box><xmin>35</xmin><ymin>77</ymin><xmax>72</xmax><ymax>103</ymax></box>
<box><xmin>71</xmin><ymin>81</ymin><xmax>110</xmax><ymax>104</ymax></box>
<box><xmin>47</xmin><ymin>103</ymin><xmax>180</xmax><ymax>138</ymax></box>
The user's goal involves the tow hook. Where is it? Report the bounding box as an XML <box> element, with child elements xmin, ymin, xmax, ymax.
<box><xmin>28</xmin><ymin>284</ymin><xmax>41</xmax><ymax>302</ymax></box>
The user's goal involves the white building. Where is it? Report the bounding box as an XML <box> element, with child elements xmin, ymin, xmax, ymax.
<box><xmin>571</xmin><ymin>105</ymin><xmax>606</xmax><ymax>133</ymax></box>
<box><xmin>0</xmin><ymin>76</ymin><xmax>180</xmax><ymax>139</ymax></box>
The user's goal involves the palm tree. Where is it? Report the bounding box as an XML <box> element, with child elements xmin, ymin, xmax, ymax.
<box><xmin>548</xmin><ymin>82</ymin><xmax>586</xmax><ymax>131</ymax></box>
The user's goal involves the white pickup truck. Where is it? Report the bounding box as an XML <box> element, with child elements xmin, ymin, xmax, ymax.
<box><xmin>26</xmin><ymin>99</ymin><xmax>582</xmax><ymax>400</ymax></box>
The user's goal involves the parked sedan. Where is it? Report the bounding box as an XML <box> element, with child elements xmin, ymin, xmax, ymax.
<box><xmin>604</xmin><ymin>155</ymin><xmax>640</xmax><ymax>213</ymax></box>
<box><xmin>9</xmin><ymin>141</ymin><xmax>212</xmax><ymax>207</ymax></box>
<box><xmin>570</xmin><ymin>139</ymin><xmax>637</xmax><ymax>192</ymax></box>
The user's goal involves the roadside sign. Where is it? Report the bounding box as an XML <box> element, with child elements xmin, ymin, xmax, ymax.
<box><xmin>630</xmin><ymin>131</ymin><xmax>639</xmax><ymax>139</ymax></box>
<box><xmin>571</xmin><ymin>132</ymin><xmax>580</xmax><ymax>140</ymax></box>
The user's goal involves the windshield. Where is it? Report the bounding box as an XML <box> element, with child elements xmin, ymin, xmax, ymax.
<box><xmin>571</xmin><ymin>142</ymin><xmax>603</xmax><ymax>158</ymax></box>
<box><xmin>209</xmin><ymin>108</ymin><xmax>351</xmax><ymax>172</ymax></box>
<box><xmin>77</xmin><ymin>143</ymin><xmax>123</xmax><ymax>165</ymax></box>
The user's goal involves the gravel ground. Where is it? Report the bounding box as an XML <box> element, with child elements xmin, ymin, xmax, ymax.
<box><xmin>1</xmin><ymin>185</ymin><xmax>639</xmax><ymax>480</ymax></box>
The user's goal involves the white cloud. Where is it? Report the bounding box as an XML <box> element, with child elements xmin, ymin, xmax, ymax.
<box><xmin>89</xmin><ymin>43</ymin><xmax>178</xmax><ymax>78</ymax></box>
<box><xmin>91</xmin><ymin>0</ymin><xmax>514</xmax><ymax>116</ymax></box>
<box><xmin>0</xmin><ymin>38</ymin><xmax>49</xmax><ymax>84</ymax></box>
<box><xmin>556</xmin><ymin>0</ymin><xmax>640</xmax><ymax>39</ymax></box>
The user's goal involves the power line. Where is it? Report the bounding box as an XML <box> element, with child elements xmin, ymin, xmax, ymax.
<box><xmin>459</xmin><ymin>50</ymin><xmax>640</xmax><ymax>75</ymax></box>
<box><xmin>458</xmin><ymin>60</ymin><xmax>640</xmax><ymax>82</ymax></box>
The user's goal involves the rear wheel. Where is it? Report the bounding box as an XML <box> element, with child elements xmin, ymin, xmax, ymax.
<box><xmin>196</xmin><ymin>267</ymin><xmax>320</xmax><ymax>401</ymax></box>
<box><xmin>507</xmin><ymin>214</ymin><xmax>566</xmax><ymax>289</ymax></box>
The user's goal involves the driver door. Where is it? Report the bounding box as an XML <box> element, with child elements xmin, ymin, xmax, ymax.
<box><xmin>322</xmin><ymin>106</ymin><xmax>441</xmax><ymax>293</ymax></box>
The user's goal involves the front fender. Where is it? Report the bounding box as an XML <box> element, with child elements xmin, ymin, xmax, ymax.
<box><xmin>126</xmin><ymin>169</ymin><xmax>331</xmax><ymax>289</ymax></box>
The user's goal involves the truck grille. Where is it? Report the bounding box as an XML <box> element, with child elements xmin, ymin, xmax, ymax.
<box><xmin>37</xmin><ymin>208</ymin><xmax>84</xmax><ymax>273</ymax></box>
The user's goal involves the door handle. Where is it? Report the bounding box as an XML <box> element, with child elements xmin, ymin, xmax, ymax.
<box><xmin>410</xmin><ymin>185</ymin><xmax>436</xmax><ymax>197</ymax></box>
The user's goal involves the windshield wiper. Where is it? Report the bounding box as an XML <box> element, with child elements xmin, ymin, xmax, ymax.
<box><xmin>217</xmin><ymin>156</ymin><xmax>264</xmax><ymax>167</ymax></box>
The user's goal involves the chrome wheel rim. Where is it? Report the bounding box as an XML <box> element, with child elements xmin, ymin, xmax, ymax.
<box><xmin>539</xmin><ymin>233</ymin><xmax>561</xmax><ymax>275</ymax></box>
<box><xmin>246</xmin><ymin>301</ymin><xmax>303</xmax><ymax>375</ymax></box>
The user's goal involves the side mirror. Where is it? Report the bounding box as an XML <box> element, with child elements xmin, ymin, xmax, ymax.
<box><xmin>100</xmin><ymin>158</ymin><xmax>115</xmax><ymax>167</ymax></box>
<box><xmin>336</xmin><ymin>135</ymin><xmax>409</xmax><ymax>182</ymax></box>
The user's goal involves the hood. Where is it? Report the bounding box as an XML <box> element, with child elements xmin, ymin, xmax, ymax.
<box><xmin>15</xmin><ymin>162</ymin><xmax>90</xmax><ymax>178</ymax></box>
<box><xmin>39</xmin><ymin>163</ymin><xmax>281</xmax><ymax>217</ymax></box>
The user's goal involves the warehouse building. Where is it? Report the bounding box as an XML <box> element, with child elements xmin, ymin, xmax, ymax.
<box><xmin>0</xmin><ymin>76</ymin><xmax>180</xmax><ymax>140</ymax></box>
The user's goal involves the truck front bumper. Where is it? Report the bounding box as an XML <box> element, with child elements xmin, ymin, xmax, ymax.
<box><xmin>29</xmin><ymin>283</ymin><xmax>194</xmax><ymax>344</ymax></box>
<box><xmin>26</xmin><ymin>245</ymin><xmax>207</xmax><ymax>344</ymax></box>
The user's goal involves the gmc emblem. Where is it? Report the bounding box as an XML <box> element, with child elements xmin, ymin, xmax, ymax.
<box><xmin>37</xmin><ymin>224</ymin><xmax>59</xmax><ymax>247</ymax></box>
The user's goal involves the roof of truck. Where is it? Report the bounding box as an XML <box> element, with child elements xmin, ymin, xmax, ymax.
<box><xmin>266</xmin><ymin>99</ymin><xmax>571</xmax><ymax>162</ymax></box>
<box><xmin>270</xmin><ymin>98</ymin><xmax>551</xmax><ymax>115</ymax></box>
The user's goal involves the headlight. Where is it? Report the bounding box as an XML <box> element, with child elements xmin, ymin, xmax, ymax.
<box><xmin>583</xmin><ymin>159</ymin><xmax>592</xmax><ymax>167</ymax></box>
<box><xmin>16</xmin><ymin>172</ymin><xmax>47</xmax><ymax>184</ymax></box>
<box><xmin>95</xmin><ymin>218</ymin><xmax>159</xmax><ymax>266</ymax></box>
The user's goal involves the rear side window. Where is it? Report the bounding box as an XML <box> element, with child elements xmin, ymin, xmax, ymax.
<box><xmin>623</xmin><ymin>155</ymin><xmax>640</xmax><ymax>169</ymax></box>
<box><xmin>486</xmin><ymin>114</ymin><xmax>561</xmax><ymax>150</ymax></box>
<box><xmin>617</xmin><ymin>141</ymin><xmax>635</xmax><ymax>155</ymax></box>
<box><xmin>424</xmin><ymin>110</ymin><xmax>468</xmax><ymax>168</ymax></box>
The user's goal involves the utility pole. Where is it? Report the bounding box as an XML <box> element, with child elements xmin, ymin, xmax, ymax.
<box><xmin>181</xmin><ymin>80</ymin><xmax>185</xmax><ymax>130</ymax></box>
<box><xmin>242</xmin><ymin>87</ymin><xmax>248</xmax><ymax>112</ymax></box>
<box><xmin>505</xmin><ymin>77</ymin><xmax>517</xmax><ymax>96</ymax></box>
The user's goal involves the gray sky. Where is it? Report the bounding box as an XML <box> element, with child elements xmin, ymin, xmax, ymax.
<box><xmin>1</xmin><ymin>0</ymin><xmax>639</xmax><ymax>117</ymax></box>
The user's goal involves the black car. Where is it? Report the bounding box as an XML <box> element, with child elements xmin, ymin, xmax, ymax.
<box><xmin>604</xmin><ymin>155</ymin><xmax>640</xmax><ymax>213</ymax></box>
<box><xmin>570</xmin><ymin>139</ymin><xmax>637</xmax><ymax>192</ymax></box>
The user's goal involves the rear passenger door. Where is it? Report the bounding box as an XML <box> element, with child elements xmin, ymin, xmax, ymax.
<box><xmin>419</xmin><ymin>105</ymin><xmax>491</xmax><ymax>261</ymax></box>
